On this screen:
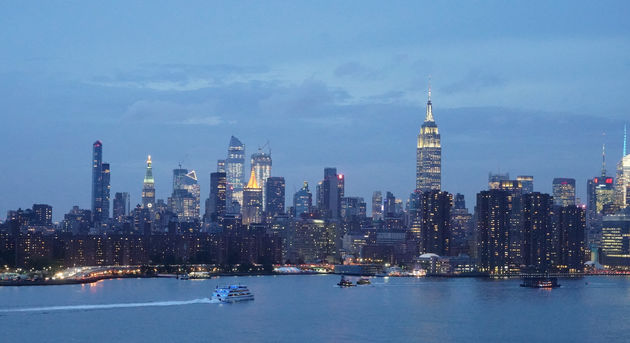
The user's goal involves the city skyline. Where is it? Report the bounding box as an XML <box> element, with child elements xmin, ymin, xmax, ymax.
<box><xmin>1</xmin><ymin>2</ymin><xmax>630</xmax><ymax>220</ymax></box>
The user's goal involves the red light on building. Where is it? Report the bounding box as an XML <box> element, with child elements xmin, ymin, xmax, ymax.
<box><xmin>606</xmin><ymin>178</ymin><xmax>613</xmax><ymax>184</ymax></box>
<box><xmin>561</xmin><ymin>181</ymin><xmax>568</xmax><ymax>185</ymax></box>
<box><xmin>594</xmin><ymin>178</ymin><xmax>599</xmax><ymax>184</ymax></box>
<box><xmin>338</xmin><ymin>174</ymin><xmax>344</xmax><ymax>179</ymax></box>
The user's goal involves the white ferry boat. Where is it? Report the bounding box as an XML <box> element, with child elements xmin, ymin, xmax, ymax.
<box><xmin>212</xmin><ymin>285</ymin><xmax>254</xmax><ymax>303</ymax></box>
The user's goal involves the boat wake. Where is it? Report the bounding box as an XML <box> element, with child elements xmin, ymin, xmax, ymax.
<box><xmin>0</xmin><ymin>298</ymin><xmax>219</xmax><ymax>313</ymax></box>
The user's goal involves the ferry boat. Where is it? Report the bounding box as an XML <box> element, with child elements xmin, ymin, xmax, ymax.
<box><xmin>520</xmin><ymin>277</ymin><xmax>560</xmax><ymax>288</ymax></box>
<box><xmin>212</xmin><ymin>285</ymin><xmax>255</xmax><ymax>303</ymax></box>
<box><xmin>337</xmin><ymin>276</ymin><xmax>355</xmax><ymax>287</ymax></box>
<box><xmin>356</xmin><ymin>277</ymin><xmax>371</xmax><ymax>285</ymax></box>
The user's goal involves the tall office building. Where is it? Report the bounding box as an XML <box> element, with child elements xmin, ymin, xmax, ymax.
<box><xmin>384</xmin><ymin>192</ymin><xmax>396</xmax><ymax>217</ymax></box>
<box><xmin>372</xmin><ymin>191</ymin><xmax>383</xmax><ymax>220</ymax></box>
<box><xmin>476</xmin><ymin>190</ymin><xmax>511</xmax><ymax>275</ymax></box>
<box><xmin>587</xmin><ymin>144</ymin><xmax>616</xmax><ymax>217</ymax></box>
<box><xmin>341</xmin><ymin>197</ymin><xmax>366</xmax><ymax>220</ymax></box>
<box><xmin>552</xmin><ymin>178</ymin><xmax>576</xmax><ymax>206</ymax></box>
<box><xmin>293</xmin><ymin>181</ymin><xmax>312</xmax><ymax>218</ymax></box>
<box><xmin>242</xmin><ymin>168</ymin><xmax>263</xmax><ymax>225</ymax></box>
<box><xmin>416</xmin><ymin>84</ymin><xmax>441</xmax><ymax>192</ymax></box>
<box><xmin>205</xmin><ymin>172</ymin><xmax>227</xmax><ymax>223</ymax></box>
<box><xmin>226</xmin><ymin>136</ymin><xmax>245</xmax><ymax>210</ymax></box>
<box><xmin>168</xmin><ymin>167</ymin><xmax>200</xmax><ymax>222</ymax></box>
<box><xmin>517</xmin><ymin>176</ymin><xmax>534</xmax><ymax>194</ymax></box>
<box><xmin>142</xmin><ymin>155</ymin><xmax>156</xmax><ymax>209</ymax></box>
<box><xmin>91</xmin><ymin>141</ymin><xmax>110</xmax><ymax>223</ymax></box>
<box><xmin>522</xmin><ymin>192</ymin><xmax>554</xmax><ymax>272</ymax></box>
<box><xmin>601</xmin><ymin>211</ymin><xmax>630</xmax><ymax>267</ymax></box>
<box><xmin>488</xmin><ymin>173</ymin><xmax>510</xmax><ymax>190</ymax></box>
<box><xmin>113</xmin><ymin>192</ymin><xmax>130</xmax><ymax>221</ymax></box>
<box><xmin>317</xmin><ymin>168</ymin><xmax>342</xmax><ymax>219</ymax></box>
<box><xmin>616</xmin><ymin>125</ymin><xmax>630</xmax><ymax>208</ymax></box>
<box><xmin>251</xmin><ymin>148</ymin><xmax>272</xmax><ymax>211</ymax></box>
<box><xmin>266</xmin><ymin>176</ymin><xmax>285</xmax><ymax>219</ymax></box>
<box><xmin>419</xmin><ymin>190</ymin><xmax>452</xmax><ymax>256</ymax></box>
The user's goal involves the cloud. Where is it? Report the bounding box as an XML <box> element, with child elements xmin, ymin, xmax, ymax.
<box><xmin>90</xmin><ymin>63</ymin><xmax>270</xmax><ymax>91</ymax></box>
<box><xmin>441</xmin><ymin>70</ymin><xmax>507</xmax><ymax>95</ymax></box>
<box><xmin>124</xmin><ymin>100</ymin><xmax>224</xmax><ymax>126</ymax></box>
<box><xmin>334</xmin><ymin>61</ymin><xmax>380</xmax><ymax>79</ymax></box>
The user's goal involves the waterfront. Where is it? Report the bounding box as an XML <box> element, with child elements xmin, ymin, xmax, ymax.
<box><xmin>1</xmin><ymin>275</ymin><xmax>629</xmax><ymax>342</ymax></box>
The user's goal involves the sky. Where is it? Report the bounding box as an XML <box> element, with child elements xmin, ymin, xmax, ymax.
<box><xmin>1</xmin><ymin>1</ymin><xmax>629</xmax><ymax>220</ymax></box>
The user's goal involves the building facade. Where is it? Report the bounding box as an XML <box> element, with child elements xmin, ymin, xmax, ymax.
<box><xmin>416</xmin><ymin>85</ymin><xmax>441</xmax><ymax>192</ymax></box>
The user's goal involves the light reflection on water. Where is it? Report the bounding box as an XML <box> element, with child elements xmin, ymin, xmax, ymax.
<box><xmin>1</xmin><ymin>275</ymin><xmax>629</xmax><ymax>343</ymax></box>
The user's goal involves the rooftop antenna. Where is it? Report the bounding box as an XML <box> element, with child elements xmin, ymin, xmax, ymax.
<box><xmin>602</xmin><ymin>134</ymin><xmax>607</xmax><ymax>178</ymax></box>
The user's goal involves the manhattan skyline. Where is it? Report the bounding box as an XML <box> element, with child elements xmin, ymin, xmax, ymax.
<box><xmin>1</xmin><ymin>2</ymin><xmax>630</xmax><ymax>220</ymax></box>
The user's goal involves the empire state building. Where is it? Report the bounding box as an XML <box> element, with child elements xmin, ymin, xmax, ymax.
<box><xmin>416</xmin><ymin>85</ymin><xmax>441</xmax><ymax>192</ymax></box>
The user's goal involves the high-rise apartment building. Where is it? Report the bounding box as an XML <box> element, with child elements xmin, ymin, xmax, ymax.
<box><xmin>416</xmin><ymin>84</ymin><xmax>441</xmax><ymax>192</ymax></box>
<box><xmin>205</xmin><ymin>172</ymin><xmax>226</xmax><ymax>223</ymax></box>
<box><xmin>522</xmin><ymin>192</ymin><xmax>554</xmax><ymax>272</ymax></box>
<box><xmin>91</xmin><ymin>141</ymin><xmax>110</xmax><ymax>223</ymax></box>
<box><xmin>419</xmin><ymin>190</ymin><xmax>452</xmax><ymax>256</ymax></box>
<box><xmin>476</xmin><ymin>190</ymin><xmax>511</xmax><ymax>275</ymax></box>
<box><xmin>265</xmin><ymin>176</ymin><xmax>285</xmax><ymax>219</ymax></box>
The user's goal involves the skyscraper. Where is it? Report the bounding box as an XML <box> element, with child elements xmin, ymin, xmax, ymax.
<box><xmin>251</xmin><ymin>148</ymin><xmax>272</xmax><ymax>211</ymax></box>
<box><xmin>372</xmin><ymin>191</ymin><xmax>383</xmax><ymax>221</ymax></box>
<box><xmin>32</xmin><ymin>204</ymin><xmax>53</xmax><ymax>226</ymax></box>
<box><xmin>616</xmin><ymin>125</ymin><xmax>630</xmax><ymax>208</ymax></box>
<box><xmin>555</xmin><ymin>205</ymin><xmax>586</xmax><ymax>273</ymax></box>
<box><xmin>265</xmin><ymin>176</ymin><xmax>285</xmax><ymax>219</ymax></box>
<box><xmin>91</xmin><ymin>141</ymin><xmax>110</xmax><ymax>223</ymax></box>
<box><xmin>517</xmin><ymin>175</ymin><xmax>534</xmax><ymax>194</ymax></box>
<box><xmin>205</xmin><ymin>172</ymin><xmax>227</xmax><ymax>223</ymax></box>
<box><xmin>522</xmin><ymin>192</ymin><xmax>554</xmax><ymax>272</ymax></box>
<box><xmin>226</xmin><ymin>136</ymin><xmax>245</xmax><ymax>211</ymax></box>
<box><xmin>242</xmin><ymin>168</ymin><xmax>263</xmax><ymax>225</ymax></box>
<box><xmin>168</xmin><ymin>167</ymin><xmax>200</xmax><ymax>222</ymax></box>
<box><xmin>293</xmin><ymin>181</ymin><xmax>312</xmax><ymax>218</ymax></box>
<box><xmin>419</xmin><ymin>190</ymin><xmax>452</xmax><ymax>256</ymax></box>
<box><xmin>552</xmin><ymin>178</ymin><xmax>576</xmax><ymax>206</ymax></box>
<box><xmin>141</xmin><ymin>155</ymin><xmax>156</xmax><ymax>210</ymax></box>
<box><xmin>317</xmin><ymin>168</ymin><xmax>342</xmax><ymax>219</ymax></box>
<box><xmin>113</xmin><ymin>192</ymin><xmax>130</xmax><ymax>222</ymax></box>
<box><xmin>476</xmin><ymin>190</ymin><xmax>511</xmax><ymax>275</ymax></box>
<box><xmin>416</xmin><ymin>84</ymin><xmax>441</xmax><ymax>192</ymax></box>
<box><xmin>101</xmin><ymin>163</ymin><xmax>110</xmax><ymax>220</ymax></box>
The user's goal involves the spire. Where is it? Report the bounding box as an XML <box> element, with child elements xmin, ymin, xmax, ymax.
<box><xmin>246</xmin><ymin>168</ymin><xmax>259</xmax><ymax>189</ymax></box>
<box><xmin>602</xmin><ymin>143</ymin><xmax>607</xmax><ymax>178</ymax></box>
<box><xmin>425</xmin><ymin>78</ymin><xmax>434</xmax><ymax>122</ymax></box>
<box><xmin>144</xmin><ymin>155</ymin><xmax>154</xmax><ymax>184</ymax></box>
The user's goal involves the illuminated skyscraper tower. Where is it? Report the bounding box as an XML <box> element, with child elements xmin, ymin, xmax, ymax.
<box><xmin>242</xmin><ymin>168</ymin><xmax>263</xmax><ymax>225</ymax></box>
<box><xmin>91</xmin><ymin>140</ymin><xmax>110</xmax><ymax>223</ymax></box>
<box><xmin>251</xmin><ymin>148</ymin><xmax>272</xmax><ymax>211</ymax></box>
<box><xmin>142</xmin><ymin>155</ymin><xmax>156</xmax><ymax>210</ymax></box>
<box><xmin>616</xmin><ymin>124</ymin><xmax>630</xmax><ymax>208</ymax></box>
<box><xmin>226</xmin><ymin>136</ymin><xmax>245</xmax><ymax>211</ymax></box>
<box><xmin>416</xmin><ymin>83</ymin><xmax>441</xmax><ymax>192</ymax></box>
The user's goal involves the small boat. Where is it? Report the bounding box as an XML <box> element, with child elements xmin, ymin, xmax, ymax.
<box><xmin>520</xmin><ymin>276</ymin><xmax>560</xmax><ymax>288</ymax></box>
<box><xmin>212</xmin><ymin>285</ymin><xmax>255</xmax><ymax>303</ymax></box>
<box><xmin>178</xmin><ymin>273</ymin><xmax>189</xmax><ymax>280</ymax></box>
<box><xmin>356</xmin><ymin>277</ymin><xmax>371</xmax><ymax>285</ymax></box>
<box><xmin>337</xmin><ymin>276</ymin><xmax>355</xmax><ymax>287</ymax></box>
